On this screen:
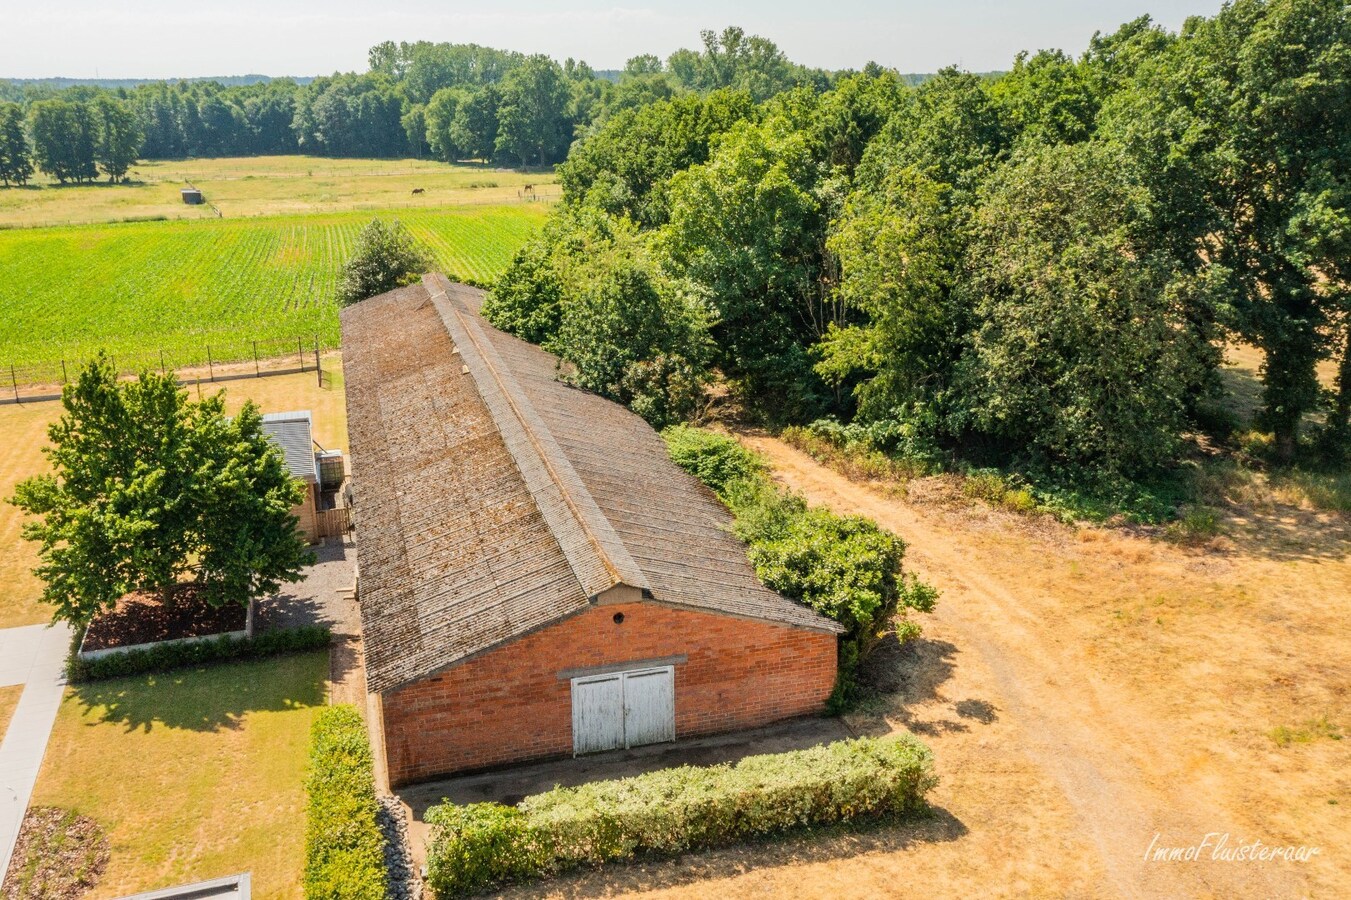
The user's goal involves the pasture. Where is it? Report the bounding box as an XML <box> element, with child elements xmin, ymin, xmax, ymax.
<box><xmin>0</xmin><ymin>155</ymin><xmax>559</xmax><ymax>229</ymax></box>
<box><xmin>0</xmin><ymin>203</ymin><xmax>545</xmax><ymax>369</ymax></box>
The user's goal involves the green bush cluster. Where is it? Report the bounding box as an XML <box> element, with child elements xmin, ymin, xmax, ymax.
<box><xmin>425</xmin><ymin>736</ymin><xmax>936</xmax><ymax>897</ymax></box>
<box><xmin>304</xmin><ymin>705</ymin><xmax>388</xmax><ymax>900</ymax></box>
<box><xmin>662</xmin><ymin>427</ymin><xmax>937</xmax><ymax>702</ymax></box>
<box><xmin>662</xmin><ymin>424</ymin><xmax>765</xmax><ymax>496</ymax></box>
<box><xmin>66</xmin><ymin>625</ymin><xmax>331</xmax><ymax>683</ymax></box>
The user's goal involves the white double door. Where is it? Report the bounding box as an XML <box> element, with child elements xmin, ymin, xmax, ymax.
<box><xmin>571</xmin><ymin>666</ymin><xmax>675</xmax><ymax>755</ymax></box>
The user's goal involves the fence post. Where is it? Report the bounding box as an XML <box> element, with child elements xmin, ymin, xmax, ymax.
<box><xmin>160</xmin><ymin>349</ymin><xmax>166</xmax><ymax>374</ymax></box>
<box><xmin>207</xmin><ymin>345</ymin><xmax>214</xmax><ymax>382</ymax></box>
<box><xmin>298</xmin><ymin>337</ymin><xmax>305</xmax><ymax>373</ymax></box>
<box><xmin>315</xmin><ymin>339</ymin><xmax>322</xmax><ymax>388</ymax></box>
<box><xmin>10</xmin><ymin>364</ymin><xmax>17</xmax><ymax>402</ymax></box>
<box><xmin>253</xmin><ymin>341</ymin><xmax>260</xmax><ymax>377</ymax></box>
<box><xmin>60</xmin><ymin>359</ymin><xmax>67</xmax><ymax>384</ymax></box>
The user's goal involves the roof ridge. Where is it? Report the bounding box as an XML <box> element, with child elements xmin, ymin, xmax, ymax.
<box><xmin>422</xmin><ymin>273</ymin><xmax>650</xmax><ymax>596</ymax></box>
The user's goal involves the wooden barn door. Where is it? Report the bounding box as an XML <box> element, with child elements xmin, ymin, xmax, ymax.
<box><xmin>571</xmin><ymin>673</ymin><xmax>625</xmax><ymax>755</ymax></box>
<box><xmin>622</xmin><ymin>668</ymin><xmax>676</xmax><ymax>747</ymax></box>
<box><xmin>570</xmin><ymin>666</ymin><xmax>675</xmax><ymax>754</ymax></box>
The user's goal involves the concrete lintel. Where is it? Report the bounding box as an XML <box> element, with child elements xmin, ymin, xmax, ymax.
<box><xmin>556</xmin><ymin>655</ymin><xmax>688</xmax><ymax>681</ymax></box>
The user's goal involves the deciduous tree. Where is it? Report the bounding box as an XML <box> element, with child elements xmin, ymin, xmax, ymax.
<box><xmin>0</xmin><ymin>102</ymin><xmax>33</xmax><ymax>186</ymax></box>
<box><xmin>10</xmin><ymin>358</ymin><xmax>312</xmax><ymax>625</ymax></box>
<box><xmin>337</xmin><ymin>218</ymin><xmax>431</xmax><ymax>306</ymax></box>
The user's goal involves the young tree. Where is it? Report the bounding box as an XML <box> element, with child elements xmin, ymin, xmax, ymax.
<box><xmin>337</xmin><ymin>218</ymin><xmax>432</xmax><ymax>306</ymax></box>
<box><xmin>10</xmin><ymin>357</ymin><xmax>312</xmax><ymax>626</ymax></box>
<box><xmin>0</xmin><ymin>102</ymin><xmax>33</xmax><ymax>186</ymax></box>
<box><xmin>95</xmin><ymin>97</ymin><xmax>143</xmax><ymax>183</ymax></box>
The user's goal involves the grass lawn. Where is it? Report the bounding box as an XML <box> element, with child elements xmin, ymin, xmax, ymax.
<box><xmin>28</xmin><ymin>651</ymin><xmax>328</xmax><ymax>900</ymax></box>
<box><xmin>0</xmin><ymin>683</ymin><xmax>22</xmax><ymax>740</ymax></box>
<box><xmin>0</xmin><ymin>155</ymin><xmax>558</xmax><ymax>229</ymax></box>
<box><xmin>0</xmin><ymin>365</ymin><xmax>348</xmax><ymax>630</ymax></box>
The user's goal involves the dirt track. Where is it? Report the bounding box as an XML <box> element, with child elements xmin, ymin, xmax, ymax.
<box><xmin>510</xmin><ymin>436</ymin><xmax>1345</xmax><ymax>899</ymax></box>
<box><xmin>741</xmin><ymin>436</ymin><xmax>1321</xmax><ymax>899</ymax></box>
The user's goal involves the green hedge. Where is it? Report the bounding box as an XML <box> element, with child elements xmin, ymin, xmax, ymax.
<box><xmin>425</xmin><ymin>736</ymin><xmax>936</xmax><ymax>897</ymax></box>
<box><xmin>662</xmin><ymin>427</ymin><xmax>938</xmax><ymax>703</ymax></box>
<box><xmin>67</xmin><ymin>624</ymin><xmax>332</xmax><ymax>682</ymax></box>
<box><xmin>304</xmin><ymin>705</ymin><xmax>388</xmax><ymax>900</ymax></box>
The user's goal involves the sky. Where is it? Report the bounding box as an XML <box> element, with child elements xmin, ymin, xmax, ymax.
<box><xmin>2</xmin><ymin>1</ymin><xmax>1228</xmax><ymax>80</ymax></box>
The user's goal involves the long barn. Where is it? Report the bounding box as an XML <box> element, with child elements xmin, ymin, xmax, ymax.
<box><xmin>341</xmin><ymin>274</ymin><xmax>840</xmax><ymax>786</ymax></box>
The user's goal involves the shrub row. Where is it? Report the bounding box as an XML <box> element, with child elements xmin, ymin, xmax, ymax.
<box><xmin>304</xmin><ymin>705</ymin><xmax>388</xmax><ymax>900</ymax></box>
<box><xmin>663</xmin><ymin>426</ymin><xmax>937</xmax><ymax>702</ymax></box>
<box><xmin>66</xmin><ymin>624</ymin><xmax>331</xmax><ymax>682</ymax></box>
<box><xmin>425</xmin><ymin>735</ymin><xmax>937</xmax><ymax>897</ymax></box>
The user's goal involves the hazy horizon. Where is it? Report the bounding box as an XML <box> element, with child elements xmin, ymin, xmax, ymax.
<box><xmin>5</xmin><ymin>1</ymin><xmax>1225</xmax><ymax>81</ymax></box>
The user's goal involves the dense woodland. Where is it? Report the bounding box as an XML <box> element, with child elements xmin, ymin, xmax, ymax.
<box><xmin>0</xmin><ymin>2</ymin><xmax>1347</xmax><ymax>513</ymax></box>
<box><xmin>482</xmin><ymin>0</ymin><xmax>1349</xmax><ymax>513</ymax></box>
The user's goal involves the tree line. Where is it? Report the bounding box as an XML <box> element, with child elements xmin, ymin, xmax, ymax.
<box><xmin>481</xmin><ymin>0</ymin><xmax>1349</xmax><ymax>498</ymax></box>
<box><xmin>0</xmin><ymin>27</ymin><xmax>833</xmax><ymax>182</ymax></box>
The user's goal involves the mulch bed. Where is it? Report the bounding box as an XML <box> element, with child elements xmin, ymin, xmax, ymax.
<box><xmin>82</xmin><ymin>583</ymin><xmax>246</xmax><ymax>652</ymax></box>
<box><xmin>1</xmin><ymin>807</ymin><xmax>109</xmax><ymax>900</ymax></box>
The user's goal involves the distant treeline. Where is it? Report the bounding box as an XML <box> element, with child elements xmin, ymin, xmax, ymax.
<box><xmin>0</xmin><ymin>74</ymin><xmax>308</xmax><ymax>95</ymax></box>
<box><xmin>0</xmin><ymin>28</ymin><xmax>948</xmax><ymax>181</ymax></box>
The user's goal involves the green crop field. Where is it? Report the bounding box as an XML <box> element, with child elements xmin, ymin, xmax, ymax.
<box><xmin>0</xmin><ymin>204</ymin><xmax>547</xmax><ymax>374</ymax></box>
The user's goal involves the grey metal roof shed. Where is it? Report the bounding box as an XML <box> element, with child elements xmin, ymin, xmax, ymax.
<box><xmin>259</xmin><ymin>411</ymin><xmax>318</xmax><ymax>483</ymax></box>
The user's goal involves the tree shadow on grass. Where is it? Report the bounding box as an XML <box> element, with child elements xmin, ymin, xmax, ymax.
<box><xmin>71</xmin><ymin>651</ymin><xmax>327</xmax><ymax>734</ymax></box>
<box><xmin>494</xmin><ymin>806</ymin><xmax>968</xmax><ymax>899</ymax></box>
<box><xmin>853</xmin><ymin>636</ymin><xmax>1001</xmax><ymax>738</ymax></box>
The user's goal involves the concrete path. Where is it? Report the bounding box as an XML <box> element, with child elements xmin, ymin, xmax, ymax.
<box><xmin>0</xmin><ymin>623</ymin><xmax>72</xmax><ymax>882</ymax></box>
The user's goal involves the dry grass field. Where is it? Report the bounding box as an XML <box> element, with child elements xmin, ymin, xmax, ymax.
<box><xmin>0</xmin><ymin>364</ymin><xmax>348</xmax><ymax>630</ymax></box>
<box><xmin>0</xmin><ymin>156</ymin><xmax>559</xmax><ymax>229</ymax></box>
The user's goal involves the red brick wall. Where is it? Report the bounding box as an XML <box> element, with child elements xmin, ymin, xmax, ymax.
<box><xmin>380</xmin><ymin>601</ymin><xmax>837</xmax><ymax>785</ymax></box>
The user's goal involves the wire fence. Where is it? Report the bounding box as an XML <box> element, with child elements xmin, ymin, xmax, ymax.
<box><xmin>1</xmin><ymin>334</ymin><xmax>332</xmax><ymax>406</ymax></box>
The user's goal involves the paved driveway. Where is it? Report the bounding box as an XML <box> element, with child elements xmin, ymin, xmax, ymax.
<box><xmin>0</xmin><ymin>623</ymin><xmax>71</xmax><ymax>882</ymax></box>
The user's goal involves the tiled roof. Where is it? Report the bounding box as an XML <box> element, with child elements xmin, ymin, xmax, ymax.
<box><xmin>341</xmin><ymin>275</ymin><xmax>841</xmax><ymax>694</ymax></box>
<box><xmin>260</xmin><ymin>411</ymin><xmax>317</xmax><ymax>482</ymax></box>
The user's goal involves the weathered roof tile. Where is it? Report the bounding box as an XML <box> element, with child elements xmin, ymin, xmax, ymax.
<box><xmin>341</xmin><ymin>277</ymin><xmax>840</xmax><ymax>694</ymax></box>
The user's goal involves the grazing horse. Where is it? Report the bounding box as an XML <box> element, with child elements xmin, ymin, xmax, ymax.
<box><xmin>411</xmin><ymin>187</ymin><xmax>425</xmax><ymax>195</ymax></box>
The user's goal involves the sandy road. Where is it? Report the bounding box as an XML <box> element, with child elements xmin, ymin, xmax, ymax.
<box><xmin>740</xmin><ymin>435</ymin><xmax>1308</xmax><ymax>900</ymax></box>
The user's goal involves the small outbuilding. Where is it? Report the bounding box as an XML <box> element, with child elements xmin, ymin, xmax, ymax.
<box><xmin>181</xmin><ymin>188</ymin><xmax>204</xmax><ymax>205</ymax></box>
<box><xmin>341</xmin><ymin>274</ymin><xmax>841</xmax><ymax>787</ymax></box>
<box><xmin>259</xmin><ymin>411</ymin><xmax>321</xmax><ymax>542</ymax></box>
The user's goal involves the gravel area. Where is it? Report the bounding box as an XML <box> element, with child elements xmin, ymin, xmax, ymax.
<box><xmin>377</xmin><ymin>794</ymin><xmax>421</xmax><ymax>900</ymax></box>
<box><xmin>255</xmin><ymin>535</ymin><xmax>359</xmax><ymax>636</ymax></box>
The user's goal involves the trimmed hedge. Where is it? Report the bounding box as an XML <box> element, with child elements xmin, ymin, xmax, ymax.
<box><xmin>304</xmin><ymin>705</ymin><xmax>388</xmax><ymax>900</ymax></box>
<box><xmin>425</xmin><ymin>735</ymin><xmax>936</xmax><ymax>896</ymax></box>
<box><xmin>66</xmin><ymin>625</ymin><xmax>331</xmax><ymax>682</ymax></box>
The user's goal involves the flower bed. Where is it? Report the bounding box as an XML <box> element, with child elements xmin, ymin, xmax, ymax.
<box><xmin>79</xmin><ymin>584</ymin><xmax>250</xmax><ymax>660</ymax></box>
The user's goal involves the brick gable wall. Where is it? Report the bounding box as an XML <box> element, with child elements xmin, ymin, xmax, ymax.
<box><xmin>379</xmin><ymin>600</ymin><xmax>837</xmax><ymax>786</ymax></box>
